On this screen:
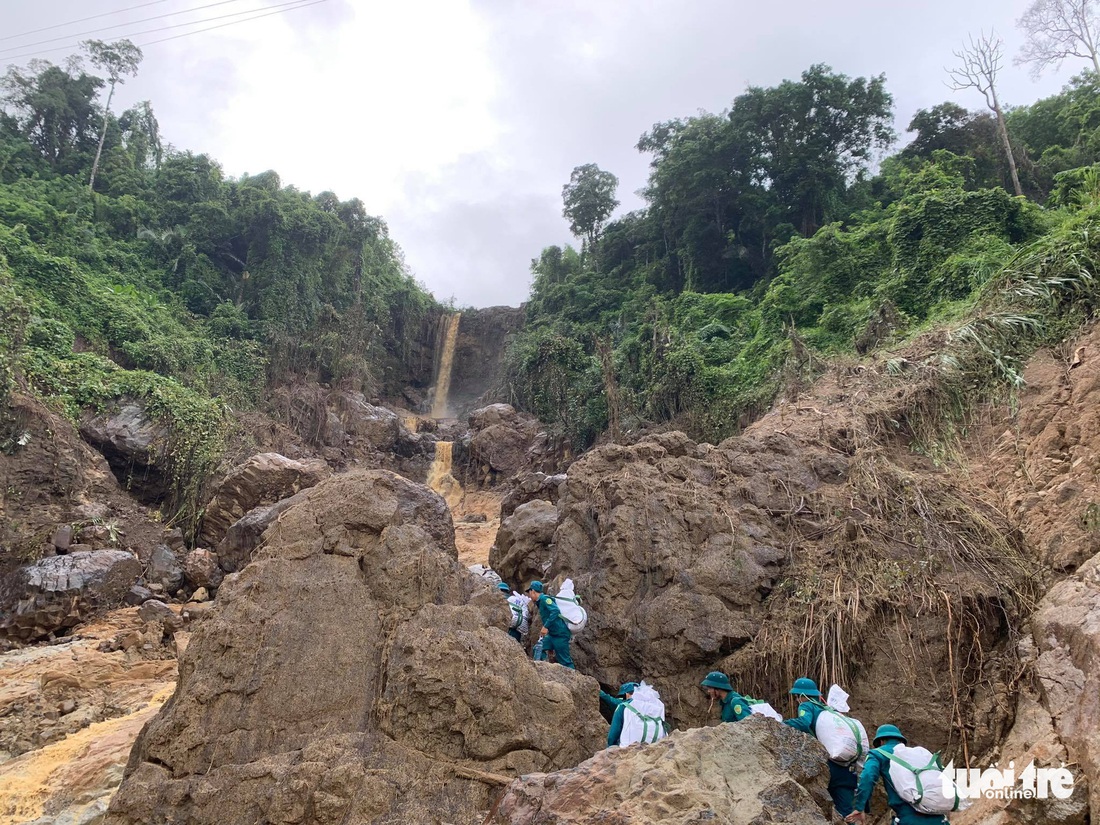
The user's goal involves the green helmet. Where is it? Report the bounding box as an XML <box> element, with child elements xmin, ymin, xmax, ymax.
<box><xmin>617</xmin><ymin>682</ymin><xmax>638</xmax><ymax>697</ymax></box>
<box><xmin>497</xmin><ymin>581</ymin><xmax>511</xmax><ymax>592</ymax></box>
<box><xmin>699</xmin><ymin>671</ymin><xmax>733</xmax><ymax>691</ymax></box>
<box><xmin>527</xmin><ymin>581</ymin><xmax>544</xmax><ymax>593</ymax></box>
<box><xmin>873</xmin><ymin>724</ymin><xmax>907</xmax><ymax>745</ymax></box>
<box><xmin>789</xmin><ymin>677</ymin><xmax>821</xmax><ymax>698</ymax></box>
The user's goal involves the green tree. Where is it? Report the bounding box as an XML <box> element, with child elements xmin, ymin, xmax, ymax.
<box><xmin>562</xmin><ymin>163</ymin><xmax>619</xmax><ymax>251</ymax></box>
<box><xmin>83</xmin><ymin>38</ymin><xmax>143</xmax><ymax>192</ymax></box>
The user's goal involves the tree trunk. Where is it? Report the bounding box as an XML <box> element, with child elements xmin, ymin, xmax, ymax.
<box><xmin>991</xmin><ymin>92</ymin><xmax>1023</xmax><ymax>197</ymax></box>
<box><xmin>88</xmin><ymin>82</ymin><xmax>115</xmax><ymax>193</ymax></box>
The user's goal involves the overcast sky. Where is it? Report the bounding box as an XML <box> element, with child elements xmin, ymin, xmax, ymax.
<box><xmin>0</xmin><ymin>0</ymin><xmax>1081</xmax><ymax>307</ymax></box>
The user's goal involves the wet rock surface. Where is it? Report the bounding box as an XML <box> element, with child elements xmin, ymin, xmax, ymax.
<box><xmin>106</xmin><ymin>470</ymin><xmax>605</xmax><ymax>825</ymax></box>
<box><xmin>489</xmin><ymin>716</ymin><xmax>833</xmax><ymax>825</ymax></box>
<box><xmin>78</xmin><ymin>401</ymin><xmax>169</xmax><ymax>504</ymax></box>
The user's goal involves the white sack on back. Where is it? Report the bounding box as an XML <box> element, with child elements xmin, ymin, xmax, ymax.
<box><xmin>827</xmin><ymin>684</ymin><xmax>851</xmax><ymax>712</ymax></box>
<box><xmin>555</xmin><ymin>578</ymin><xmax>588</xmax><ymax>632</ymax></box>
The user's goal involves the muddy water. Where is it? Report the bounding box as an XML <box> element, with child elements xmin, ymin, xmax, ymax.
<box><xmin>430</xmin><ymin>312</ymin><xmax>462</xmax><ymax>418</ymax></box>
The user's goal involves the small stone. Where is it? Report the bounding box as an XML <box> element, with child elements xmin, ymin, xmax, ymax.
<box><xmin>125</xmin><ymin>585</ymin><xmax>154</xmax><ymax>606</ymax></box>
<box><xmin>43</xmin><ymin>709</ymin><xmax>59</xmax><ymax>721</ymax></box>
<box><xmin>59</xmin><ymin>699</ymin><xmax>77</xmax><ymax>715</ymax></box>
<box><xmin>190</xmin><ymin>587</ymin><xmax>209</xmax><ymax>603</ymax></box>
<box><xmin>52</xmin><ymin>524</ymin><xmax>73</xmax><ymax>550</ymax></box>
<box><xmin>149</xmin><ymin>583</ymin><xmax>165</xmax><ymax>593</ymax></box>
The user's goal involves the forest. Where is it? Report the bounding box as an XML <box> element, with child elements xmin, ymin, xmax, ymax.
<box><xmin>506</xmin><ymin>43</ymin><xmax>1100</xmax><ymax>446</ymax></box>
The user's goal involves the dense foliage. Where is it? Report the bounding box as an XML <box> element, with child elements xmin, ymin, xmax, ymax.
<box><xmin>507</xmin><ymin>67</ymin><xmax>1100</xmax><ymax>447</ymax></box>
<box><xmin>0</xmin><ymin>51</ymin><xmax>438</xmax><ymax>527</ymax></box>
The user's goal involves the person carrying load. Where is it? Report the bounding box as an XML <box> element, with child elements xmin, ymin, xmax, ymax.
<box><xmin>607</xmin><ymin>681</ymin><xmax>668</xmax><ymax>747</ymax></box>
<box><xmin>525</xmin><ymin>580</ymin><xmax>574</xmax><ymax>669</ymax></box>
<box><xmin>699</xmin><ymin>671</ymin><xmax>752</xmax><ymax>722</ymax></box>
<box><xmin>498</xmin><ymin>581</ymin><xmax>530</xmax><ymax>643</ymax></box>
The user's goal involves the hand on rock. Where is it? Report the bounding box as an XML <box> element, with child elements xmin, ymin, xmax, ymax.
<box><xmin>844</xmin><ymin>813</ymin><xmax>865</xmax><ymax>824</ymax></box>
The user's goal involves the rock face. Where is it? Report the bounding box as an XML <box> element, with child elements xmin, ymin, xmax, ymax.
<box><xmin>495</xmin><ymin>410</ymin><xmax>1033</xmax><ymax>756</ymax></box>
<box><xmin>107</xmin><ymin>470</ymin><xmax>605</xmax><ymax>825</ymax></box>
<box><xmin>198</xmin><ymin>452</ymin><xmax>329</xmax><ymax>546</ymax></box>
<box><xmin>0</xmin><ymin>550</ymin><xmax>142</xmax><ymax>641</ymax></box>
<box><xmin>491</xmin><ymin>499</ymin><xmax>560</xmax><ymax>585</ymax></box>
<box><xmin>79</xmin><ymin>401</ymin><xmax>170</xmax><ymax>504</ymax></box>
<box><xmin>490</xmin><ymin>716</ymin><xmax>833</xmax><ymax>825</ymax></box>
<box><xmin>1032</xmin><ymin>552</ymin><xmax>1100</xmax><ymax>818</ymax></box>
<box><xmin>447</xmin><ymin>305</ymin><xmax>525</xmax><ymax>417</ymax></box>
<box><xmin>214</xmin><ymin>490</ymin><xmax>307</xmax><ymax>573</ymax></box>
<box><xmin>467</xmin><ymin>403</ymin><xmax>541</xmax><ymax>479</ymax></box>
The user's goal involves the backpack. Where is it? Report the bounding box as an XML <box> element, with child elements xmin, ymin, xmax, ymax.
<box><xmin>554</xmin><ymin>578</ymin><xmax>588</xmax><ymax>633</ymax></box>
<box><xmin>618</xmin><ymin>682</ymin><xmax>668</xmax><ymax>746</ymax></box>
<box><xmin>506</xmin><ymin>593</ymin><xmax>530</xmax><ymax>636</ymax></box>
<box><xmin>813</xmin><ymin>706</ymin><xmax>870</xmax><ymax>767</ymax></box>
<box><xmin>743</xmin><ymin>696</ymin><xmax>783</xmax><ymax>722</ymax></box>
<box><xmin>879</xmin><ymin>745</ymin><xmax>971</xmax><ymax>814</ymax></box>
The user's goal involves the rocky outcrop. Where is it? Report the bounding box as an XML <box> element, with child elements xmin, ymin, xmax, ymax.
<box><xmin>446</xmin><ymin>305</ymin><xmax>525</xmax><ymax>417</ymax></box>
<box><xmin>0</xmin><ymin>550</ymin><xmax>142</xmax><ymax>642</ymax></box>
<box><xmin>467</xmin><ymin>403</ymin><xmax>541</xmax><ymax>480</ymax></box>
<box><xmin>489</xmin><ymin>716</ymin><xmax>833</xmax><ymax>825</ymax></box>
<box><xmin>495</xmin><ymin>411</ymin><xmax>1032</xmax><ymax>756</ymax></box>
<box><xmin>107</xmin><ymin>470</ymin><xmax>605</xmax><ymax>825</ymax></box>
<box><xmin>500</xmin><ymin>472</ymin><xmax>567</xmax><ymax>519</ymax></box>
<box><xmin>1032</xmin><ymin>552</ymin><xmax>1099</xmax><ymax>818</ymax></box>
<box><xmin>490</xmin><ymin>499</ymin><xmax>559</xmax><ymax>585</ymax></box>
<box><xmin>79</xmin><ymin>401</ymin><xmax>170</xmax><ymax>504</ymax></box>
<box><xmin>214</xmin><ymin>490</ymin><xmax>307</xmax><ymax>573</ymax></box>
<box><xmin>198</xmin><ymin>452</ymin><xmax>329</xmax><ymax>546</ymax></box>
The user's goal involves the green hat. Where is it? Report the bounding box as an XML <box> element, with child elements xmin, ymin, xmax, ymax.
<box><xmin>617</xmin><ymin>682</ymin><xmax>638</xmax><ymax>697</ymax></box>
<box><xmin>789</xmin><ymin>677</ymin><xmax>821</xmax><ymax>697</ymax></box>
<box><xmin>699</xmin><ymin>671</ymin><xmax>733</xmax><ymax>691</ymax></box>
<box><xmin>527</xmin><ymin>581</ymin><xmax>544</xmax><ymax>593</ymax></box>
<box><xmin>497</xmin><ymin>581</ymin><xmax>511</xmax><ymax>592</ymax></box>
<box><xmin>873</xmin><ymin>724</ymin><xmax>907</xmax><ymax>745</ymax></box>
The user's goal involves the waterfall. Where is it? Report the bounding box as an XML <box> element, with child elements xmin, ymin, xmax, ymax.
<box><xmin>427</xmin><ymin>440</ymin><xmax>463</xmax><ymax>509</ymax></box>
<box><xmin>430</xmin><ymin>312</ymin><xmax>461</xmax><ymax>419</ymax></box>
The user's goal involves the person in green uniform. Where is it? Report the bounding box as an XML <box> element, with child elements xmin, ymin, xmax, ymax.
<box><xmin>845</xmin><ymin>725</ymin><xmax>950</xmax><ymax>825</ymax></box>
<box><xmin>605</xmin><ymin>682</ymin><xmax>637</xmax><ymax>747</ymax></box>
<box><xmin>699</xmin><ymin>671</ymin><xmax>751</xmax><ymax>722</ymax></box>
<box><xmin>525</xmin><ymin>581</ymin><xmax>575</xmax><ymax>669</ymax></box>
<box><xmin>784</xmin><ymin>677</ymin><xmax>860</xmax><ymax>819</ymax></box>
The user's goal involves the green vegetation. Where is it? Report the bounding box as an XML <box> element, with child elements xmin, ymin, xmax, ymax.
<box><xmin>507</xmin><ymin>67</ymin><xmax>1100</xmax><ymax>448</ymax></box>
<box><xmin>0</xmin><ymin>43</ymin><xmax>438</xmax><ymax>530</ymax></box>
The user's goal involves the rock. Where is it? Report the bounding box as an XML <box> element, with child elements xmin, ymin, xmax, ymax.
<box><xmin>490</xmin><ymin>499</ymin><xmax>559</xmax><ymax>586</ymax></box>
<box><xmin>501</xmin><ymin>472</ymin><xmax>567</xmax><ymax>519</ymax></box>
<box><xmin>198</xmin><ymin>453</ymin><xmax>330</xmax><ymax>547</ymax></box>
<box><xmin>74</xmin><ymin>503</ymin><xmax>112</xmax><ymax>522</ymax></box>
<box><xmin>189</xmin><ymin>587</ymin><xmax>209</xmax><ymax>603</ymax></box>
<box><xmin>489</xmin><ymin>717</ymin><xmax>833</xmax><ymax>825</ymax></box>
<box><xmin>106</xmin><ymin>470</ymin><xmax>604</xmax><ymax>825</ymax></box>
<box><xmin>215</xmin><ymin>490</ymin><xmax>308</xmax><ymax>573</ymax></box>
<box><xmin>468</xmin><ymin>403</ymin><xmax>530</xmax><ymax>430</ymax></box>
<box><xmin>145</xmin><ymin>545</ymin><xmax>183</xmax><ymax>594</ymax></box>
<box><xmin>124</xmin><ymin>585</ymin><xmax>153</xmax><ymax>606</ymax></box>
<box><xmin>1032</xmin><ymin>550</ymin><xmax>1100</xmax><ymax>818</ymax></box>
<box><xmin>182</xmin><ymin>549</ymin><xmax>222</xmax><ymax>590</ymax></box>
<box><xmin>52</xmin><ymin>524</ymin><xmax>73</xmax><ymax>551</ymax></box>
<box><xmin>59</xmin><ymin>699</ymin><xmax>77</xmax><ymax>716</ymax></box>
<box><xmin>79</xmin><ymin>400</ymin><xmax>170</xmax><ymax>503</ymax></box>
<box><xmin>0</xmin><ymin>550</ymin><xmax>142</xmax><ymax>642</ymax></box>
<box><xmin>162</xmin><ymin>528</ymin><xmax>186</xmax><ymax>551</ymax></box>
<box><xmin>330</xmin><ymin>391</ymin><xmax>400</xmax><ymax>452</ymax></box>
<box><xmin>137</xmin><ymin>599</ymin><xmax>180</xmax><ymax>629</ymax></box>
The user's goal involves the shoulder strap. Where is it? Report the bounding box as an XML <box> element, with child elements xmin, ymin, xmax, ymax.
<box><xmin>624</xmin><ymin>702</ymin><xmax>663</xmax><ymax>743</ymax></box>
<box><xmin>879</xmin><ymin>749</ymin><xmax>945</xmax><ymax>804</ymax></box>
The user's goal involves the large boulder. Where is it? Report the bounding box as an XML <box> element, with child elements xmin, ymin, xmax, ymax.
<box><xmin>494</xmin><ymin>421</ymin><xmax>1033</xmax><ymax>755</ymax></box>
<box><xmin>78</xmin><ymin>401</ymin><xmax>169</xmax><ymax>503</ymax></box>
<box><xmin>214</xmin><ymin>490</ymin><xmax>308</xmax><ymax>573</ymax></box>
<box><xmin>490</xmin><ymin>499</ymin><xmax>560</xmax><ymax>586</ymax></box>
<box><xmin>145</xmin><ymin>545</ymin><xmax>183</xmax><ymax>595</ymax></box>
<box><xmin>467</xmin><ymin>403</ymin><xmax>540</xmax><ymax>478</ymax></box>
<box><xmin>0</xmin><ymin>550</ymin><xmax>141</xmax><ymax>641</ymax></box>
<box><xmin>106</xmin><ymin>470</ymin><xmax>605</xmax><ymax>825</ymax></box>
<box><xmin>489</xmin><ymin>716</ymin><xmax>833</xmax><ymax>825</ymax></box>
<box><xmin>198</xmin><ymin>453</ymin><xmax>329</xmax><ymax>546</ymax></box>
<box><xmin>330</xmin><ymin>390</ymin><xmax>400</xmax><ymax>453</ymax></box>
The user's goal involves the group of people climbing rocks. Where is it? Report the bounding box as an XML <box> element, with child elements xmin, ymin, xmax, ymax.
<box><xmin>495</xmin><ymin>574</ymin><xmax>963</xmax><ymax>825</ymax></box>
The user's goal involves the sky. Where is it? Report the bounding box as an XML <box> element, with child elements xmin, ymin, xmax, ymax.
<box><xmin>0</xmin><ymin>0</ymin><xmax>1083</xmax><ymax>307</ymax></box>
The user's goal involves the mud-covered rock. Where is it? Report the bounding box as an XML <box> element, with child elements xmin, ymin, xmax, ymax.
<box><xmin>106</xmin><ymin>470</ymin><xmax>604</xmax><ymax>825</ymax></box>
<box><xmin>198</xmin><ymin>452</ymin><xmax>329</xmax><ymax>546</ymax></box>
<box><xmin>490</xmin><ymin>716</ymin><xmax>833</xmax><ymax>825</ymax></box>
<box><xmin>0</xmin><ymin>551</ymin><xmax>142</xmax><ymax>641</ymax></box>
<box><xmin>1032</xmin><ymin>551</ymin><xmax>1100</xmax><ymax>818</ymax></box>
<box><xmin>182</xmin><ymin>549</ymin><xmax>222</xmax><ymax>590</ymax></box>
<box><xmin>490</xmin><ymin>499</ymin><xmax>559</xmax><ymax>585</ymax></box>
<box><xmin>215</xmin><ymin>490</ymin><xmax>307</xmax><ymax>573</ymax></box>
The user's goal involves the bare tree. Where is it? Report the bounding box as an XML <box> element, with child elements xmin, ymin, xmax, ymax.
<box><xmin>1017</xmin><ymin>0</ymin><xmax>1100</xmax><ymax>78</ymax></box>
<box><xmin>83</xmin><ymin>38</ymin><xmax>143</xmax><ymax>193</ymax></box>
<box><xmin>946</xmin><ymin>31</ymin><xmax>1024</xmax><ymax>197</ymax></box>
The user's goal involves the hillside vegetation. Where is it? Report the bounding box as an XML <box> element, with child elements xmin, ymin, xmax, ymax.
<box><xmin>0</xmin><ymin>51</ymin><xmax>438</xmax><ymax>525</ymax></box>
<box><xmin>507</xmin><ymin>67</ymin><xmax>1100</xmax><ymax>446</ymax></box>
